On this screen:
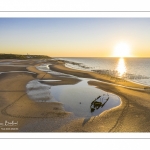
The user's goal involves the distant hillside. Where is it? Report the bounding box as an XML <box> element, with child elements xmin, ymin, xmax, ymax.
<box><xmin>0</xmin><ymin>54</ymin><xmax>51</xmax><ymax>59</ymax></box>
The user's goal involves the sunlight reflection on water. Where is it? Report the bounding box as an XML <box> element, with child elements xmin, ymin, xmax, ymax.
<box><xmin>116</xmin><ymin>57</ymin><xmax>127</xmax><ymax>77</ymax></box>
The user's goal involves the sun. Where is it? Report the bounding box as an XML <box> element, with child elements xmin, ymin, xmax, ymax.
<box><xmin>113</xmin><ymin>42</ymin><xmax>131</xmax><ymax>57</ymax></box>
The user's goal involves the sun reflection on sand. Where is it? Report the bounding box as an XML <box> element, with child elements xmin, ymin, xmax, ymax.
<box><xmin>116</xmin><ymin>58</ymin><xmax>126</xmax><ymax>77</ymax></box>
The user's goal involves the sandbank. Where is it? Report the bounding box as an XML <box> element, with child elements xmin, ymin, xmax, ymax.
<box><xmin>0</xmin><ymin>59</ymin><xmax>150</xmax><ymax>132</ymax></box>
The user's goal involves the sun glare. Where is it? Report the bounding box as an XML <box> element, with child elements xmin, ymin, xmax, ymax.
<box><xmin>113</xmin><ymin>42</ymin><xmax>131</xmax><ymax>57</ymax></box>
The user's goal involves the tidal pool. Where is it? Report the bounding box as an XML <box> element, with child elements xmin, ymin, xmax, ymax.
<box><xmin>50</xmin><ymin>78</ymin><xmax>121</xmax><ymax>117</ymax></box>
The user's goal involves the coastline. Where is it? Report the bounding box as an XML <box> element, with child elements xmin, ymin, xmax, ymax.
<box><xmin>0</xmin><ymin>58</ymin><xmax>150</xmax><ymax>132</ymax></box>
<box><xmin>50</xmin><ymin>60</ymin><xmax>150</xmax><ymax>132</ymax></box>
<box><xmin>50</xmin><ymin>61</ymin><xmax>150</xmax><ymax>89</ymax></box>
<box><xmin>58</xmin><ymin>57</ymin><xmax>150</xmax><ymax>87</ymax></box>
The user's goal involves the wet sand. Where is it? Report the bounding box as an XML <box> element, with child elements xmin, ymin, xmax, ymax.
<box><xmin>0</xmin><ymin>59</ymin><xmax>150</xmax><ymax>132</ymax></box>
<box><xmin>0</xmin><ymin>59</ymin><xmax>79</xmax><ymax>132</ymax></box>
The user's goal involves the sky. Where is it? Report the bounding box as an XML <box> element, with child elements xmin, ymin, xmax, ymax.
<box><xmin>0</xmin><ymin>18</ymin><xmax>150</xmax><ymax>57</ymax></box>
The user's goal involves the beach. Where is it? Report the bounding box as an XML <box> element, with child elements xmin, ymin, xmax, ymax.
<box><xmin>0</xmin><ymin>58</ymin><xmax>150</xmax><ymax>132</ymax></box>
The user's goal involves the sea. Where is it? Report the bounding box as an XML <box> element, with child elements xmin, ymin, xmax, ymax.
<box><xmin>56</xmin><ymin>57</ymin><xmax>150</xmax><ymax>86</ymax></box>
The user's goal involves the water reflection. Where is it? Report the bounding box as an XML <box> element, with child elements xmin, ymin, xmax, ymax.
<box><xmin>116</xmin><ymin>58</ymin><xmax>126</xmax><ymax>77</ymax></box>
